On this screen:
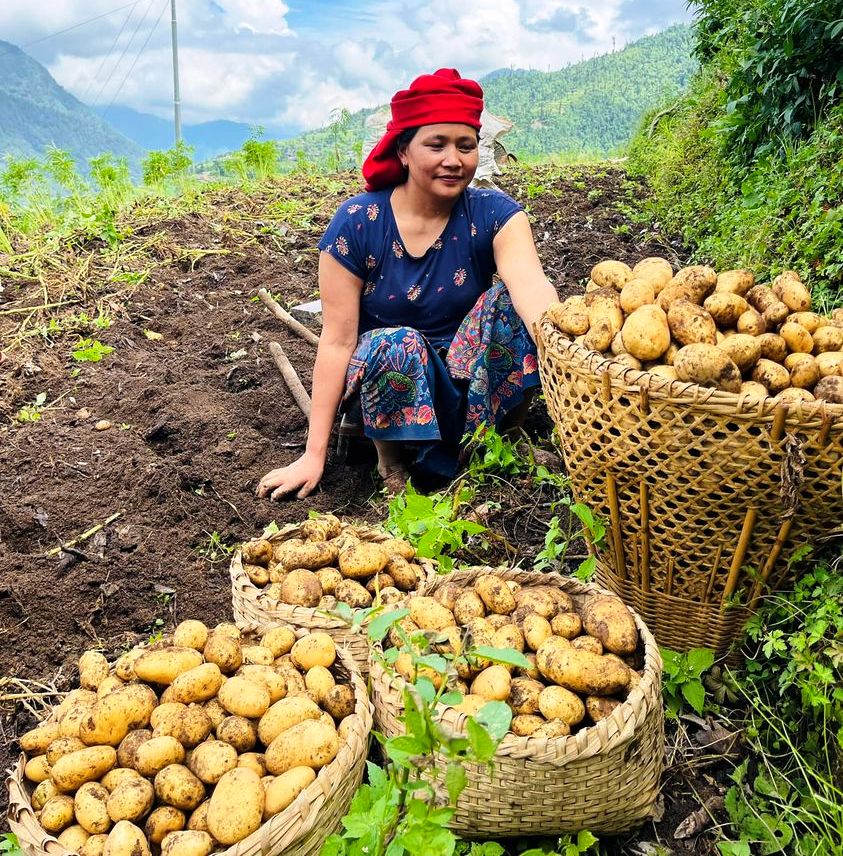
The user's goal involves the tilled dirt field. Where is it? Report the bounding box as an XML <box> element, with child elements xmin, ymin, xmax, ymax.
<box><xmin>1</xmin><ymin>165</ymin><xmax>731</xmax><ymax>853</ymax></box>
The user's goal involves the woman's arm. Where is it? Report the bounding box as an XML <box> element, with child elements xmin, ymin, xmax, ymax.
<box><xmin>257</xmin><ymin>252</ymin><xmax>362</xmax><ymax>500</ymax></box>
<box><xmin>492</xmin><ymin>211</ymin><xmax>558</xmax><ymax>340</ymax></box>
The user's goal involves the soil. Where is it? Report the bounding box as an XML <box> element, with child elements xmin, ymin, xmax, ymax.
<box><xmin>0</xmin><ymin>164</ymin><xmax>731</xmax><ymax>852</ymax></box>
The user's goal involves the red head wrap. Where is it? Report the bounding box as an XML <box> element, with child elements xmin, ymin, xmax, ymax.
<box><xmin>362</xmin><ymin>68</ymin><xmax>484</xmax><ymax>192</ymax></box>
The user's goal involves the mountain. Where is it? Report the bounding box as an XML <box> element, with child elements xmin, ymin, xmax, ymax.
<box><xmin>0</xmin><ymin>40</ymin><xmax>143</xmax><ymax>169</ymax></box>
<box><xmin>91</xmin><ymin>106</ymin><xmax>296</xmax><ymax>163</ymax></box>
<box><xmin>276</xmin><ymin>24</ymin><xmax>696</xmax><ymax>166</ymax></box>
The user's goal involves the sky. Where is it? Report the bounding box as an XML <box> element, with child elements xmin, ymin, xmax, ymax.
<box><xmin>0</xmin><ymin>0</ymin><xmax>696</xmax><ymax>134</ymax></box>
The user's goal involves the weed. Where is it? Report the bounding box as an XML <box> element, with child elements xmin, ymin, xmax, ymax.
<box><xmin>194</xmin><ymin>531</ymin><xmax>235</xmax><ymax>564</ymax></box>
<box><xmin>13</xmin><ymin>392</ymin><xmax>47</xmax><ymax>423</ymax></box>
<box><xmin>535</xmin><ymin>501</ymin><xmax>606</xmax><ymax>580</ymax></box>
<box><xmin>71</xmin><ymin>339</ymin><xmax>114</xmax><ymax>362</ymax></box>
<box><xmin>660</xmin><ymin>647</ymin><xmax>715</xmax><ymax>717</ymax></box>
<box><xmin>0</xmin><ymin>834</ymin><xmax>22</xmax><ymax>856</ymax></box>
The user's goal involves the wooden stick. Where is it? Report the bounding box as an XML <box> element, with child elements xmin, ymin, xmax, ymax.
<box><xmin>269</xmin><ymin>341</ymin><xmax>312</xmax><ymax>417</ymax></box>
<box><xmin>46</xmin><ymin>511</ymin><xmax>124</xmax><ymax>557</ymax></box>
<box><xmin>606</xmin><ymin>473</ymin><xmax>626</xmax><ymax>580</ymax></box>
<box><xmin>747</xmin><ymin>518</ymin><xmax>794</xmax><ymax>610</ymax></box>
<box><xmin>258</xmin><ymin>288</ymin><xmax>320</xmax><ymax>346</ymax></box>
<box><xmin>721</xmin><ymin>508</ymin><xmax>757</xmax><ymax>606</ymax></box>
<box><xmin>665</xmin><ymin>557</ymin><xmax>674</xmax><ymax>597</ymax></box>
<box><xmin>600</xmin><ymin>371</ymin><xmax>612</xmax><ymax>405</ymax></box>
<box><xmin>0</xmin><ymin>300</ymin><xmax>74</xmax><ymax>316</ymax></box>
<box><xmin>770</xmin><ymin>404</ymin><xmax>788</xmax><ymax>443</ymax></box>
<box><xmin>639</xmin><ymin>481</ymin><xmax>651</xmax><ymax>592</ymax></box>
<box><xmin>702</xmin><ymin>545</ymin><xmax>723</xmax><ymax>603</ymax></box>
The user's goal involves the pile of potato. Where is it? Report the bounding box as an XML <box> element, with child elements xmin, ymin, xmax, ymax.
<box><xmin>387</xmin><ymin>575</ymin><xmax>644</xmax><ymax>738</ymax></box>
<box><xmin>546</xmin><ymin>259</ymin><xmax>843</xmax><ymax>403</ymax></box>
<box><xmin>241</xmin><ymin>515</ymin><xmax>426</xmax><ymax>611</ymax></box>
<box><xmin>19</xmin><ymin>621</ymin><xmax>359</xmax><ymax>856</ymax></box>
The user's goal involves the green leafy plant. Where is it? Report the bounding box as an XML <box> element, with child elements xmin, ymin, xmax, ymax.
<box><xmin>660</xmin><ymin>647</ymin><xmax>715</xmax><ymax>717</ymax></box>
<box><xmin>0</xmin><ymin>833</ymin><xmax>22</xmax><ymax>856</ymax></box>
<box><xmin>13</xmin><ymin>392</ymin><xmax>47</xmax><ymax>423</ymax></box>
<box><xmin>193</xmin><ymin>531</ymin><xmax>235</xmax><ymax>564</ymax></box>
<box><xmin>534</xmin><ymin>501</ymin><xmax>605</xmax><ymax>581</ymax></box>
<box><xmin>71</xmin><ymin>338</ymin><xmax>114</xmax><ymax>362</ymax></box>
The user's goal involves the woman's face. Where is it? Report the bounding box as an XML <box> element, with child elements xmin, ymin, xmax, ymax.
<box><xmin>401</xmin><ymin>123</ymin><xmax>479</xmax><ymax>199</ymax></box>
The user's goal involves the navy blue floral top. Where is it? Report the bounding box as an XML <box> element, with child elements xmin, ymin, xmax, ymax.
<box><xmin>318</xmin><ymin>186</ymin><xmax>523</xmax><ymax>348</ymax></box>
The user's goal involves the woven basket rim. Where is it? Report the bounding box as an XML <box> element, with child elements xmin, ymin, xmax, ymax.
<box><xmin>6</xmin><ymin>624</ymin><xmax>373</xmax><ymax>856</ymax></box>
<box><xmin>232</xmin><ymin>520</ymin><xmax>436</xmax><ymax>632</ymax></box>
<box><xmin>539</xmin><ymin>316</ymin><xmax>843</xmax><ymax>424</ymax></box>
<box><xmin>371</xmin><ymin>566</ymin><xmax>662</xmax><ymax>767</ymax></box>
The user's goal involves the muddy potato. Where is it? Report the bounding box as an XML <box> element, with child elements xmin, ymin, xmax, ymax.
<box><xmin>134</xmin><ymin>647</ymin><xmax>204</xmax><ymax>686</ymax></box>
<box><xmin>145</xmin><ymin>807</ymin><xmax>186</xmax><ymax>845</ymax></box>
<box><xmin>277</xmin><ymin>569</ymin><xmax>322</xmax><ymax>607</ymax></box>
<box><xmin>241</xmin><ymin>539</ymin><xmax>273</xmax><ymax>566</ymax></box>
<box><xmin>474</xmin><ymin>575</ymin><xmax>517</xmax><ymax>615</ymax></box>
<box><xmin>151</xmin><ymin>703</ymin><xmax>186</xmax><ymax>733</ymax></box>
<box><xmin>537</xmin><ymin>685</ymin><xmax>586</xmax><ymax>726</ymax></box>
<box><xmin>817</xmin><ymin>351</ymin><xmax>843</xmax><ymax>377</ymax></box>
<box><xmin>160</xmin><ymin>830</ymin><xmax>214</xmax><ymax>856</ymax></box>
<box><xmin>787</xmin><ymin>311</ymin><xmax>823</xmax><ymax>334</ymax></box>
<box><xmin>153</xmin><ymin>765</ymin><xmax>205</xmax><ymax>811</ymax></box>
<box><xmin>453</xmin><ymin>590</ymin><xmax>486</xmax><ymax>624</ymax></box>
<box><xmin>291</xmin><ymin>632</ymin><xmax>336</xmax><ymax>671</ymax></box>
<box><xmin>378</xmin><ymin>586</ymin><xmax>404</xmax><ymax>605</ymax></box>
<box><xmin>704</xmin><ymin>293</ymin><xmax>749</xmax><ymax>326</ymax></box>
<box><xmin>215</xmin><ymin>716</ymin><xmax>257</xmax><ymax>753</ymax></box>
<box><xmin>241</xmin><ymin>645</ymin><xmax>273</xmax><ymax>666</ymax></box>
<box><xmin>103</xmin><ymin>821</ymin><xmax>150</xmax><ymax>856</ymax></box>
<box><xmin>533</xmin><ymin>719</ymin><xmax>572</xmax><ymax>738</ymax></box>
<box><xmin>237</xmin><ymin>753</ymin><xmax>266</xmax><ymax>778</ymax></box>
<box><xmin>586</xmin><ymin>696</ymin><xmax>623</xmax><ymax>723</ymax></box>
<box><xmin>338</xmin><ymin>542</ymin><xmax>389</xmax><ymax>579</ymax></box>
<box><xmin>81</xmin><ymin>683</ymin><xmax>158</xmax><ymax>746</ymax></box>
<box><xmin>45</xmin><ymin>736</ymin><xmax>85</xmax><ymax>767</ymax></box>
<box><xmin>785</xmin><ymin>353</ymin><xmax>820</xmax><ymax>389</ymax></box>
<box><xmin>508</xmin><ymin>677</ymin><xmax>544</xmax><ymax>715</ymax></box>
<box><xmin>265</xmin><ymin>719</ymin><xmax>339</xmax><ymax>775</ymax></box>
<box><xmin>79</xmin><ymin>651</ymin><xmax>110</xmax><ymax>691</ymax></box>
<box><xmin>649</xmin><ymin>364</ymin><xmax>678</xmax><ymax>382</ymax></box>
<box><xmin>522</xmin><ymin>614</ymin><xmax>553</xmax><ymax>651</ymax></box>
<box><xmin>171</xmin><ymin>620</ymin><xmax>208</xmax><ymax>652</ymax></box>
<box><xmin>470</xmin><ymin>665</ymin><xmax>511</xmax><ymax>701</ymax></box>
<box><xmin>217</xmin><ymin>676</ymin><xmax>271</xmax><ymax>719</ymax></box>
<box><xmin>186</xmin><ymin>801</ymin><xmax>210</xmax><ymax>834</ymax></box>
<box><xmin>522</xmin><ymin>586</ymin><xmax>569</xmax><ymax>617</ymax></box>
<box><xmin>715</xmin><ymin>269</ymin><xmax>754</xmax><ymax>296</ymax></box>
<box><xmin>581</xmin><ymin>596</ymin><xmax>639</xmax><ymax>655</ymax></box>
<box><xmin>536</xmin><ymin>643</ymin><xmax>630</xmax><ymax>696</ymax></box>
<box><xmin>24</xmin><ymin>754</ymin><xmax>50</xmax><ymax>783</ymax></box>
<box><xmin>259</xmin><ymin>626</ymin><xmax>296</xmax><ymax>659</ymax></box>
<box><xmin>51</xmin><ymin>746</ymin><xmax>117</xmax><ymax>792</ymax></box>
<box><xmin>618</xmin><ymin>279</ymin><xmax>655</xmax><ymax>315</ymax></box>
<box><xmin>134</xmin><ymin>736</ymin><xmax>185</xmax><ymax>778</ymax></box>
<box><xmin>591</xmin><ymin>260</ymin><xmax>632</xmax><ymax>290</ymax></box>
<box><xmin>632</xmin><ymin>256</ymin><xmax>673</xmax><ymax>288</ymax></box>
<box><xmin>667</xmin><ymin>300</ymin><xmax>717</xmax><ymax>346</ymax></box>
<box><xmin>81</xmin><ymin>835</ymin><xmax>108</xmax><ymax>856</ymax></box>
<box><xmin>170</xmin><ymin>664</ymin><xmax>224</xmax><ymax>705</ymax></box>
<box><xmin>20</xmin><ymin>721</ymin><xmax>61</xmax><ymax>756</ymax></box>
<box><xmin>451</xmin><ymin>694</ymin><xmax>486</xmax><ymax>716</ymax></box>
<box><xmin>772</xmin><ymin>274</ymin><xmax>812</xmax><ymax>312</ymax></box>
<box><xmin>334</xmin><ymin>578</ymin><xmax>372</xmax><ymax>608</ymax></box>
<box><xmin>546</xmin><ymin>296</ymin><xmax>590</xmax><ymax>335</ymax></box>
<box><xmin>491</xmin><ymin>624</ymin><xmax>525</xmax><ymax>655</ymax></box>
<box><xmin>752</xmin><ymin>359</ymin><xmax>791</xmax><ymax>394</ymax></box>
<box><xmin>107</xmin><ymin>777</ymin><xmax>155</xmax><ymax>823</ymax></box>
<box><xmin>311</xmin><ymin>567</ymin><xmax>341</xmax><ymax>596</ymax></box>
<box><xmin>58</xmin><ymin>825</ymin><xmax>91</xmax><ymax>850</ymax></box>
<box><xmin>656</xmin><ymin>281</ymin><xmax>694</xmax><ymax>312</ymax></box>
<box><xmin>237</xmin><ymin>665</ymin><xmax>286</xmax><ymax>703</ymax></box>
<box><xmin>170</xmin><ymin>706</ymin><xmax>213</xmax><ymax>748</ymax></box>
<box><xmin>323</xmin><ymin>685</ymin><xmax>355</xmax><ymax>721</ymax></box>
<box><xmin>620</xmin><ymin>305</ymin><xmax>671</xmax><ymax>361</ymax></box>
<box><xmin>275</xmin><ymin>661</ymin><xmax>308</xmax><ymax>697</ymax></box>
<box><xmin>395</xmin><ymin>652</ymin><xmax>444</xmax><ymax>689</ymax></box>
<box><xmin>813</xmin><ymin>326</ymin><xmax>843</xmax><ymax>354</ymax></box>
<box><xmin>516</xmin><ymin>653</ymin><xmax>541</xmax><ymax>681</ymax></box>
<box><xmin>585</xmin><ymin>287</ymin><xmax>623</xmax><ymax>329</ymax></box>
<box><xmin>281</xmin><ymin>541</ymin><xmax>339</xmax><ymax>572</ymax></box>
<box><xmin>671</xmin><ymin>265</ymin><xmax>717</xmax><ymax>302</ymax></box>
<box><xmin>739</xmin><ymin>380</ymin><xmax>769</xmax><ymax>399</ymax></box>
<box><xmin>101</xmin><ymin>769</ymin><xmax>144</xmax><ymax>793</ymax></box>
<box><xmin>40</xmin><ymin>794</ymin><xmax>76</xmax><ymax>833</ymax></box>
<box><xmin>674</xmin><ymin>343</ymin><xmax>742</xmax><ymax>392</ymax></box>
<box><xmin>814</xmin><ymin>375</ymin><xmax>843</xmax><ymax>403</ymax></box>
<box><xmin>97</xmin><ymin>676</ymin><xmax>125</xmax><ymax>699</ymax></box>
<box><xmin>409</xmin><ymin>596</ymin><xmax>456</xmax><ymax>631</ymax></box>
<box><xmin>304</xmin><ymin>666</ymin><xmax>335</xmax><ymax>704</ymax></box>
<box><xmin>510</xmin><ymin>714</ymin><xmax>546</xmax><ymax>737</ymax></box>
<box><xmin>776</xmin><ymin>388</ymin><xmax>815</xmax><ymax>404</ymax></box>
<box><xmin>74</xmin><ymin>782</ymin><xmax>112</xmax><ymax>834</ymax></box>
<box><xmin>718</xmin><ymin>334</ymin><xmax>761</xmax><ymax>372</ymax></box>
<box><xmin>432</xmin><ymin>583</ymin><xmax>464</xmax><ymax>612</ymax></box>
<box><xmin>755</xmin><ymin>333</ymin><xmax>786</xmax><ymax>363</ymax></box>
<box><xmin>263</xmin><ymin>767</ymin><xmax>316</xmax><ymax>819</ymax></box>
<box><xmin>378</xmin><ymin>537</ymin><xmax>415</xmax><ymax>560</ymax></box>
<box><xmin>583</xmin><ymin>315</ymin><xmax>615</xmax><ymax>352</ymax></box>
<box><xmin>780</xmin><ymin>322</ymin><xmax>814</xmax><ymax>354</ymax></box>
<box><xmin>32</xmin><ymin>779</ymin><xmax>59</xmax><ymax>811</ymax></box>
<box><xmin>385</xmin><ymin>555</ymin><xmax>422</xmax><ymax>592</ymax></box>
<box><xmin>258</xmin><ymin>696</ymin><xmax>322</xmax><ymax>746</ymax></box>
<box><xmin>571</xmin><ymin>636</ymin><xmax>603</xmax><ymax>655</ymax></box>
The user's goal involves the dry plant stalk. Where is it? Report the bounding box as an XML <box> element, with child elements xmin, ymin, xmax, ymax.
<box><xmin>269</xmin><ymin>341</ymin><xmax>312</xmax><ymax>417</ymax></box>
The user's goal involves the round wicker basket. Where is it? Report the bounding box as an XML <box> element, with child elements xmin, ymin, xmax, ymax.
<box><xmin>6</xmin><ymin>622</ymin><xmax>373</xmax><ymax>856</ymax></box>
<box><xmin>230</xmin><ymin>521</ymin><xmax>436</xmax><ymax>676</ymax></box>
<box><xmin>371</xmin><ymin>567</ymin><xmax>664</xmax><ymax>837</ymax></box>
<box><xmin>537</xmin><ymin>317</ymin><xmax>843</xmax><ymax>657</ymax></box>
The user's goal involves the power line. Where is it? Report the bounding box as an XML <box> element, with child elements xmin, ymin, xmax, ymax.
<box><xmin>102</xmin><ymin>0</ymin><xmax>169</xmax><ymax>119</ymax></box>
<box><xmin>89</xmin><ymin>0</ymin><xmax>156</xmax><ymax>110</ymax></box>
<box><xmin>79</xmin><ymin>2</ymin><xmax>140</xmax><ymax>103</ymax></box>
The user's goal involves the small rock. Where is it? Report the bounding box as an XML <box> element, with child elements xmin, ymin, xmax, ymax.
<box><xmin>94</xmin><ymin>420</ymin><xmax>112</xmax><ymax>431</ymax></box>
<box><xmin>76</xmin><ymin>408</ymin><xmax>90</xmax><ymax>420</ymax></box>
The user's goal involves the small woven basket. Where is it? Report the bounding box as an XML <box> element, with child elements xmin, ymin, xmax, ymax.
<box><xmin>230</xmin><ymin>521</ymin><xmax>436</xmax><ymax>676</ymax></box>
<box><xmin>537</xmin><ymin>317</ymin><xmax>843</xmax><ymax>657</ymax></box>
<box><xmin>371</xmin><ymin>567</ymin><xmax>664</xmax><ymax>837</ymax></box>
<box><xmin>6</xmin><ymin>622</ymin><xmax>373</xmax><ymax>856</ymax></box>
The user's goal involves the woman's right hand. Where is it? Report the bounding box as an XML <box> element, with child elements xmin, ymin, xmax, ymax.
<box><xmin>256</xmin><ymin>451</ymin><xmax>325</xmax><ymax>500</ymax></box>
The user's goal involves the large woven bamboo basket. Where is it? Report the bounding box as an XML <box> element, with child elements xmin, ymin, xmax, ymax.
<box><xmin>371</xmin><ymin>567</ymin><xmax>664</xmax><ymax>837</ymax></box>
<box><xmin>6</xmin><ymin>622</ymin><xmax>373</xmax><ymax>856</ymax></box>
<box><xmin>537</xmin><ymin>317</ymin><xmax>843</xmax><ymax>656</ymax></box>
<box><xmin>230</xmin><ymin>520</ymin><xmax>436</xmax><ymax>675</ymax></box>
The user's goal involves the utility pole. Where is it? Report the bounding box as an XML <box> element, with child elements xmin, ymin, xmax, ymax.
<box><xmin>171</xmin><ymin>0</ymin><xmax>182</xmax><ymax>144</ymax></box>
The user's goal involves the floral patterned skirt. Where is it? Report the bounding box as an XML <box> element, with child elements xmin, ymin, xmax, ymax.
<box><xmin>343</xmin><ymin>282</ymin><xmax>540</xmax><ymax>476</ymax></box>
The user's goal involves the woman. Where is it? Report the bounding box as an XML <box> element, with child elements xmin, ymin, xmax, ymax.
<box><xmin>257</xmin><ymin>68</ymin><xmax>557</xmax><ymax>500</ymax></box>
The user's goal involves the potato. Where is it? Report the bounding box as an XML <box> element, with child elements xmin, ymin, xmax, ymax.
<box><xmin>258</xmin><ymin>696</ymin><xmax>322</xmax><ymax>746</ymax></box>
<box><xmin>756</xmin><ymin>333</ymin><xmax>787</xmax><ymax>362</ymax></box>
<box><xmin>106</xmin><ymin>777</ymin><xmax>155</xmax><ymax>823</ymax></box>
<box><xmin>780</xmin><ymin>322</ymin><xmax>814</xmax><ymax>354</ymax></box>
<box><xmin>491</xmin><ymin>624</ymin><xmax>525</xmax><ymax>655</ymax></box>
<box><xmin>510</xmin><ymin>714</ymin><xmax>545</xmax><ymax>736</ymax></box>
<box><xmin>237</xmin><ymin>665</ymin><xmax>286</xmax><ymax>703</ymax></box>
<box><xmin>788</xmin><ymin>311</ymin><xmax>823</xmax><ymax>334</ymax></box>
<box><xmin>632</xmin><ymin>257</ymin><xmax>673</xmax><ymax>290</ymax></box>
<box><xmin>132</xmin><ymin>647</ymin><xmax>203</xmax><ymax>686</ymax></box>
<box><xmin>237</xmin><ymin>753</ymin><xmax>267</xmax><ymax>778</ymax></box>
<box><xmin>571</xmin><ymin>636</ymin><xmax>603</xmax><ymax>655</ymax></box>
<box><xmin>590</xmin><ymin>260</ymin><xmax>632</xmax><ymax>289</ymax></box>
<box><xmin>432</xmin><ymin>584</ymin><xmax>464</xmax><ymax>611</ymax></box>
<box><xmin>74</xmin><ymin>782</ymin><xmax>112</xmax><ymax>834</ymax></box>
<box><xmin>537</xmin><ymin>685</ymin><xmax>586</xmax><ymax>725</ymax></box>
<box><xmin>450</xmin><ymin>694</ymin><xmax>486</xmax><ymax>715</ymax></box>
<box><xmin>752</xmin><ymin>359</ymin><xmax>791</xmax><ymax>394</ymax></box>
<box><xmin>470</xmin><ymin>665</ymin><xmax>511</xmax><ymax>701</ymax></box>
<box><xmin>384</xmin><ymin>555</ymin><xmax>421</xmax><ymax>591</ymax></box>
<box><xmin>816</xmin><ymin>351</ymin><xmax>843</xmax><ymax>377</ymax></box>
<box><xmin>813</xmin><ymin>326</ymin><xmax>843</xmax><ymax>354</ymax></box>
<box><xmin>671</xmin><ymin>266</ymin><xmax>717</xmax><ymax>302</ymax></box>
<box><xmin>260</xmin><ymin>626</ymin><xmax>296</xmax><ymax>658</ymax></box>
<box><xmin>618</xmin><ymin>279</ymin><xmax>655</xmax><ymax>314</ymax></box>
<box><xmin>668</xmin><ymin>300</ymin><xmax>717</xmax><ymax>346</ymax></box>
<box><xmin>81</xmin><ymin>683</ymin><xmax>158</xmax><ymax>747</ymax></box>
<box><xmin>740</xmin><ymin>380</ymin><xmax>770</xmax><ymax>399</ymax></box>
<box><xmin>215</xmin><ymin>716</ymin><xmax>257</xmax><ymax>753</ymax></box>
<box><xmin>715</xmin><ymin>269</ymin><xmax>754</xmax><ymax>296</ymax></box>
<box><xmin>453</xmin><ymin>590</ymin><xmax>486</xmax><ymax>624</ymax></box>
<box><xmin>580</xmin><ymin>596</ymin><xmax>638</xmax><ymax>655</ymax></box>
<box><xmin>474</xmin><ymin>575</ymin><xmax>517</xmax><ymax>615</ymax></box>
<box><xmin>172</xmin><ymin>621</ymin><xmax>209</xmax><ymax>652</ymax></box>
<box><xmin>323</xmin><ymin>685</ymin><xmax>356</xmax><ymax>721</ymax></box>
<box><xmin>277</xmin><ymin>541</ymin><xmax>339</xmax><ymax>572</ymax></box>
<box><xmin>547</xmin><ymin>612</ymin><xmax>581</xmax><ymax>640</ymax></box>
<box><xmin>41</xmin><ymin>794</ymin><xmax>76</xmax><ymax>833</ymax></box>
<box><xmin>338</xmin><ymin>541</ymin><xmax>389</xmax><ymax>579</ymax></box>
<box><xmin>736</xmin><ymin>308</ymin><xmax>767</xmax><ymax>336</ymax></box>
<box><xmin>97</xmin><ymin>676</ymin><xmax>126</xmax><ymax>699</ymax></box>
<box><xmin>586</xmin><ymin>696</ymin><xmax>623</xmax><ymax>723</ymax></box>
<box><xmin>621</xmin><ymin>305</ymin><xmax>671</xmax><ymax>360</ymax></box>
<box><xmin>508</xmin><ymin>677</ymin><xmax>544</xmax><ymax>715</ymax></box>
<box><xmin>300</xmin><ymin>666</ymin><xmax>333</xmax><ymax>704</ymax></box>
<box><xmin>785</xmin><ymin>353</ymin><xmax>820</xmax><ymax>389</ymax></box>
<box><xmin>814</xmin><ymin>376</ymin><xmax>843</xmax><ymax>403</ymax></box>
<box><xmin>144</xmin><ymin>807</ymin><xmax>186</xmax><ymax>845</ymax></box>
<box><xmin>522</xmin><ymin>614</ymin><xmax>553</xmax><ymax>651</ymax></box>
<box><xmin>24</xmin><ymin>754</ymin><xmax>50</xmax><ymax>783</ymax></box>
<box><xmin>32</xmin><ymin>779</ymin><xmax>59</xmax><ymax>811</ymax></box>
<box><xmin>151</xmin><ymin>703</ymin><xmax>186</xmax><ymax>733</ymax></box>
<box><xmin>134</xmin><ymin>737</ymin><xmax>186</xmax><ymax>778</ymax></box>
<box><xmin>103</xmin><ymin>821</ymin><xmax>150</xmax><ymax>856</ymax></box>
<box><xmin>201</xmin><ymin>700</ymin><xmax>226</xmax><ymax>731</ymax></box>
<box><xmin>275</xmin><ymin>661</ymin><xmax>308</xmax><ymax>697</ymax></box>
<box><xmin>58</xmin><ymin>825</ymin><xmax>91</xmax><ymax>850</ymax></box>
<box><xmin>674</xmin><ymin>343</ymin><xmax>742</xmax><ymax>392</ymax></box>
<box><xmin>81</xmin><ymin>834</ymin><xmax>108</xmax><ymax>856</ymax></box>
<box><xmin>409</xmin><ymin>596</ymin><xmax>456</xmax><ymax>631</ymax></box>
<box><xmin>302</xmin><ymin>515</ymin><xmax>341</xmax><ymax>541</ymax></box>
<box><xmin>265</xmin><ymin>719</ymin><xmax>339</xmax><ymax>775</ymax></box>
<box><xmin>186</xmin><ymin>801</ymin><xmax>210</xmax><ymax>834</ymax></box>
<box><xmin>216</xmin><ymin>676</ymin><xmax>270</xmax><ymax>719</ymax></box>
<box><xmin>313</xmin><ymin>567</ymin><xmax>342</xmax><ymax>596</ymax></box>
<box><xmin>395</xmin><ymin>652</ymin><xmax>444</xmax><ymax>689</ymax></box>
<box><xmin>656</xmin><ymin>281</ymin><xmax>694</xmax><ymax>311</ymax></box>
<box><xmin>585</xmin><ymin>287</ymin><xmax>623</xmax><ymax>322</ymax></box>
<box><xmin>45</xmin><ymin>736</ymin><xmax>85</xmax><ymax>767</ymax></box>
<box><xmin>546</xmin><ymin>296</ymin><xmax>589</xmax><ymax>335</ymax></box>
<box><xmin>79</xmin><ymin>651</ymin><xmax>110</xmax><ymax>691</ymax></box>
<box><xmin>170</xmin><ymin>664</ymin><xmax>224</xmax><ymax>705</ymax></box>
<box><xmin>275</xmin><ymin>569</ymin><xmax>321</xmax><ymax>607</ymax></box>
<box><xmin>772</xmin><ymin>274</ymin><xmax>812</xmax><ymax>312</ymax></box>
<box><xmin>51</xmin><ymin>746</ymin><xmax>117</xmax><ymax>792</ymax></box>
<box><xmin>101</xmin><ymin>769</ymin><xmax>145</xmax><ymax>792</ymax></box>
<box><xmin>718</xmin><ymin>334</ymin><xmax>761</xmax><ymax>372</ymax></box>
<box><xmin>288</xmin><ymin>632</ymin><xmax>335</xmax><ymax>671</ymax></box>
<box><xmin>776</xmin><ymin>388</ymin><xmax>815</xmax><ymax>404</ymax></box>
<box><xmin>160</xmin><ymin>831</ymin><xmax>214</xmax><ymax>856</ymax></box>
<box><xmin>241</xmin><ymin>645</ymin><xmax>273</xmax><ymax>666</ymax></box>
<box><xmin>704</xmin><ymin>293</ymin><xmax>749</xmax><ymax>326</ymax></box>
<box><xmin>242</xmin><ymin>539</ymin><xmax>273</xmax><ymax>566</ymax></box>
<box><xmin>162</xmin><ymin>705</ymin><xmax>213</xmax><ymax>748</ymax></box>
<box><xmin>533</xmin><ymin>719</ymin><xmax>572</xmax><ymax>738</ymax></box>
<box><xmin>335</xmin><ymin>578</ymin><xmax>373</xmax><ymax>608</ymax></box>
<box><xmin>20</xmin><ymin>721</ymin><xmax>61</xmax><ymax>755</ymax></box>
<box><xmin>536</xmin><ymin>642</ymin><xmax>630</xmax><ymax>695</ymax></box>
<box><xmin>516</xmin><ymin>653</ymin><xmax>541</xmax><ymax>681</ymax></box>
<box><xmin>260</xmin><ymin>766</ymin><xmax>315</xmax><ymax>820</ymax></box>
<box><xmin>153</xmin><ymin>765</ymin><xmax>205</xmax><ymax>811</ymax></box>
